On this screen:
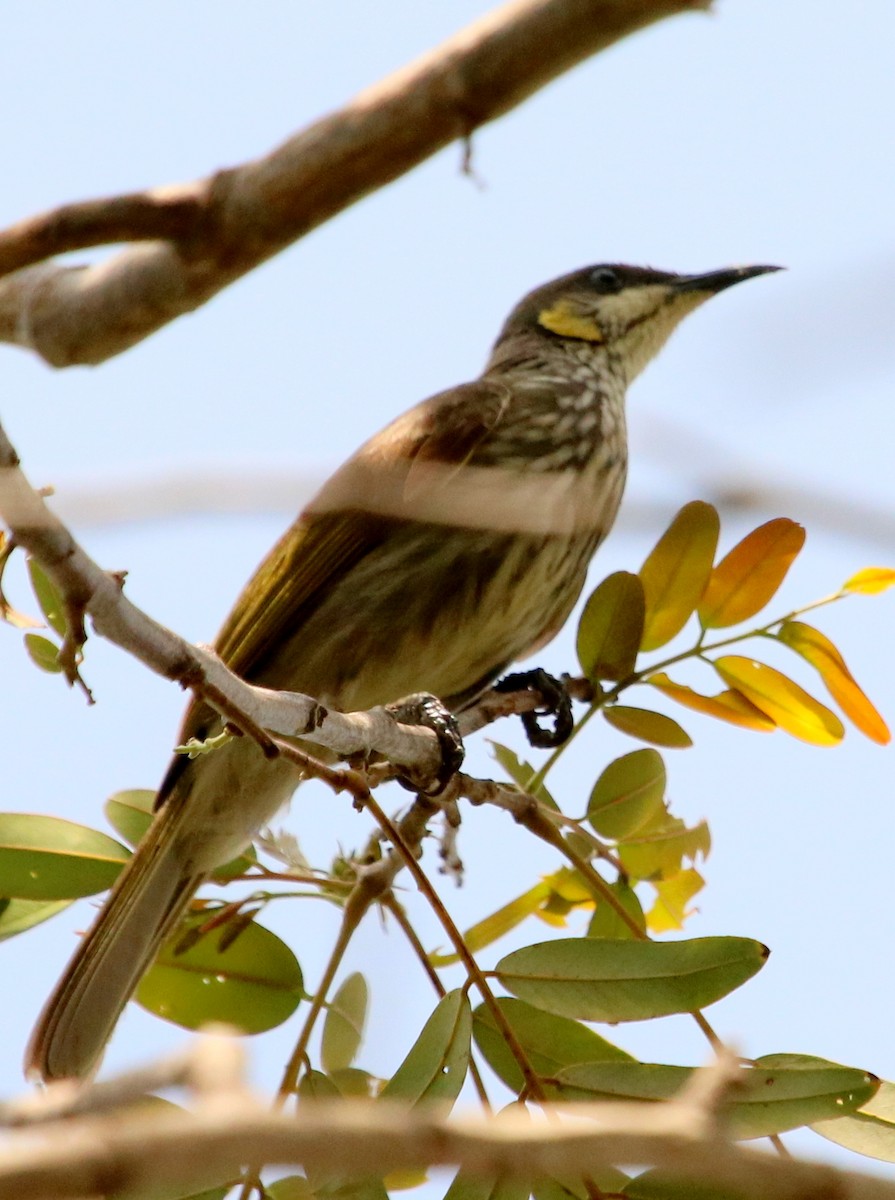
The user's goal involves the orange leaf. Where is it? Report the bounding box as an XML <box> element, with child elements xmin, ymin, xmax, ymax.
<box><xmin>603</xmin><ymin>706</ymin><xmax>692</xmax><ymax>749</ymax></box>
<box><xmin>777</xmin><ymin>621</ymin><xmax>890</xmax><ymax>745</ymax></box>
<box><xmin>638</xmin><ymin>501</ymin><xmax>720</xmax><ymax>651</ymax></box>
<box><xmin>842</xmin><ymin>567</ymin><xmax>895</xmax><ymax>596</ymax></box>
<box><xmin>576</xmin><ymin>572</ymin><xmax>645</xmax><ymax>682</ymax></box>
<box><xmin>698</xmin><ymin>518</ymin><xmax>805</xmax><ymax>629</ymax></box>
<box><xmin>647</xmin><ymin>672</ymin><xmax>775</xmax><ymax>732</ymax></box>
<box><xmin>713</xmin><ymin>655</ymin><xmax>844</xmax><ymax>746</ymax></box>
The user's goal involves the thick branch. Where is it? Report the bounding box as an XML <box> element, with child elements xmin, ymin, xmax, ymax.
<box><xmin>0</xmin><ymin>1040</ymin><xmax>890</xmax><ymax>1200</ymax></box>
<box><xmin>0</xmin><ymin>0</ymin><xmax>706</xmax><ymax>367</ymax></box>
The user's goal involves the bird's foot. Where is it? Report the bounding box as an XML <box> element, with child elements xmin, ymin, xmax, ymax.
<box><xmin>494</xmin><ymin>668</ymin><xmax>574</xmax><ymax>748</ymax></box>
<box><xmin>386</xmin><ymin>692</ymin><xmax>465</xmax><ymax>794</ymax></box>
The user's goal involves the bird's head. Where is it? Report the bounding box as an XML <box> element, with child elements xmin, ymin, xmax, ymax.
<box><xmin>491</xmin><ymin>263</ymin><xmax>781</xmax><ymax>382</ymax></box>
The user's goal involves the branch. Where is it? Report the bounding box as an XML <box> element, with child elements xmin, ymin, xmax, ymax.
<box><xmin>0</xmin><ymin>420</ymin><xmax>547</xmax><ymax>788</ymax></box>
<box><xmin>0</xmin><ymin>1037</ymin><xmax>891</xmax><ymax>1200</ymax></box>
<box><xmin>0</xmin><ymin>0</ymin><xmax>706</xmax><ymax>367</ymax></box>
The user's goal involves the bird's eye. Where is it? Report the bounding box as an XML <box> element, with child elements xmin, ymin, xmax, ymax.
<box><xmin>589</xmin><ymin>267</ymin><xmax>622</xmax><ymax>293</ymax></box>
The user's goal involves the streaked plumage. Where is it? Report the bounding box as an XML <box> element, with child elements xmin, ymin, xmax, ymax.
<box><xmin>27</xmin><ymin>262</ymin><xmax>779</xmax><ymax>1081</ymax></box>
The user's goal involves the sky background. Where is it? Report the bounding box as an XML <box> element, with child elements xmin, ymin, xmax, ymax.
<box><xmin>1</xmin><ymin>0</ymin><xmax>894</xmax><ymax>1186</ymax></box>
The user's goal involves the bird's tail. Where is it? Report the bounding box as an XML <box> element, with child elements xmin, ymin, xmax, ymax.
<box><xmin>24</xmin><ymin>817</ymin><xmax>203</xmax><ymax>1082</ymax></box>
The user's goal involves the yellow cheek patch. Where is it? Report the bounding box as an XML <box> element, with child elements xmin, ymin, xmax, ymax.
<box><xmin>537</xmin><ymin>300</ymin><xmax>605</xmax><ymax>343</ymax></box>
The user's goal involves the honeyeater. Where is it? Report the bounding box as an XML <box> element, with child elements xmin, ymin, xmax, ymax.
<box><xmin>26</xmin><ymin>262</ymin><xmax>778</xmax><ymax>1081</ymax></box>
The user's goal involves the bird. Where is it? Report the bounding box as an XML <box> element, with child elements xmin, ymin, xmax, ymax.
<box><xmin>26</xmin><ymin>262</ymin><xmax>779</xmax><ymax>1081</ymax></box>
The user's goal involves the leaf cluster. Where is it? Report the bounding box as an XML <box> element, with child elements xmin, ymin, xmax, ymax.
<box><xmin>2</xmin><ymin>505</ymin><xmax>894</xmax><ymax>1199</ymax></box>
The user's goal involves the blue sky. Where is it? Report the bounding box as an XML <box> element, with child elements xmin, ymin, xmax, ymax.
<box><xmin>1</xmin><ymin>0</ymin><xmax>894</xmax><ymax>1180</ymax></box>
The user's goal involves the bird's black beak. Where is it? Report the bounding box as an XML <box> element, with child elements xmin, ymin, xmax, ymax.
<box><xmin>673</xmin><ymin>264</ymin><xmax>784</xmax><ymax>294</ymax></box>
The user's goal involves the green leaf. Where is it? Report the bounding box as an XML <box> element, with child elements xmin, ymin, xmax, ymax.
<box><xmin>322</xmin><ymin>972</ymin><xmax>368</xmax><ymax>1073</ymax></box>
<box><xmin>117</xmin><ymin>1181</ymin><xmax>230</xmax><ymax>1200</ymax></box>
<box><xmin>24</xmin><ymin>632</ymin><xmax>62</xmax><ymax>673</ymax></box>
<box><xmin>639</xmin><ymin>502</ymin><xmax>720</xmax><ymax>651</ymax></box>
<box><xmin>534</xmin><ymin>1167</ymin><xmax>632</xmax><ymax>1200</ymax></box>
<box><xmin>587</xmin><ymin>881</ymin><xmax>646</xmax><ymax>940</ymax></box>
<box><xmin>444</xmin><ymin>1171</ymin><xmax>530</xmax><ymax>1200</ymax></box>
<box><xmin>588</xmin><ymin>749</ymin><xmax>666</xmax><ymax>840</ymax></box>
<box><xmin>27</xmin><ymin>557</ymin><xmax>67</xmax><ymax>636</ymax></box>
<box><xmin>298</xmin><ymin>1069</ymin><xmax>340</xmax><ymax>1102</ymax></box>
<box><xmin>603</xmin><ymin>706</ymin><xmax>692</xmax><ymax>749</ymax></box>
<box><xmin>209</xmin><ymin>843</ymin><xmax>257</xmax><ymax>883</ymax></box>
<box><xmin>813</xmin><ymin>1079</ymin><xmax>895</xmax><ymax>1162</ymax></box>
<box><xmin>379</xmin><ymin>990</ymin><xmax>471</xmax><ymax>1106</ymax></box>
<box><xmin>738</xmin><ymin>1053</ymin><xmax>878</xmax><ymax>1138</ymax></box>
<box><xmin>713</xmin><ymin>656</ymin><xmax>844</xmax><ymax>746</ymax></box>
<box><xmin>553</xmin><ymin>1059</ymin><xmax>690</xmax><ymax>1103</ymax></box>
<box><xmin>698</xmin><ymin>518</ymin><xmax>805</xmax><ymax>628</ymax></box>
<box><xmin>0</xmin><ymin>813</ymin><xmax>129</xmax><ymax>899</ymax></box>
<box><xmin>555</xmin><ymin>1054</ymin><xmax>875</xmax><ymax>1137</ymax></box>
<box><xmin>169</xmin><ymin>1190</ymin><xmax>230</xmax><ymax>1200</ymax></box>
<box><xmin>0</xmin><ymin>895</ymin><xmax>73</xmax><ymax>941</ymax></box>
<box><xmin>316</xmin><ymin>1177</ymin><xmax>389</xmax><ymax>1200</ymax></box>
<box><xmin>327</xmin><ymin>1067</ymin><xmax>376</xmax><ymax>1098</ymax></box>
<box><xmin>576</xmin><ymin>572</ymin><xmax>645</xmax><ymax>682</ymax></box>
<box><xmin>495</xmin><ymin>936</ymin><xmax>768</xmax><ymax>1022</ymax></box>
<box><xmin>472</xmin><ymin>996</ymin><xmax>632</xmax><ymax>1092</ymax></box>
<box><xmin>625</xmin><ymin>1168</ymin><xmax>744</xmax><ymax>1200</ymax></box>
<box><xmin>136</xmin><ymin>912</ymin><xmax>303</xmax><ymax>1033</ymax></box>
<box><xmin>489</xmin><ymin>741</ymin><xmax>557</xmax><ymax>808</ymax></box>
<box><xmin>104</xmin><ymin>789</ymin><xmax>155</xmax><ymax>847</ymax></box>
<box><xmin>266</xmin><ymin>1178</ymin><xmax>315</xmax><ymax>1200</ymax></box>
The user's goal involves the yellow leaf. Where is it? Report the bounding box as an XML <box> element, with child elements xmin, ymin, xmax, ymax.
<box><xmin>619</xmin><ymin>819</ymin><xmax>711</xmax><ymax>881</ymax></box>
<box><xmin>542</xmin><ymin>866</ymin><xmax>594</xmax><ymax>906</ymax></box>
<box><xmin>428</xmin><ymin>883</ymin><xmax>551</xmax><ymax>966</ymax></box>
<box><xmin>698</xmin><ymin>518</ymin><xmax>805</xmax><ymax>628</ymax></box>
<box><xmin>778</xmin><ymin>621</ymin><xmax>890</xmax><ymax>745</ymax></box>
<box><xmin>639</xmin><ymin>501</ymin><xmax>720</xmax><ymax>651</ymax></box>
<box><xmin>647</xmin><ymin>868</ymin><xmax>704</xmax><ymax>933</ymax></box>
<box><xmin>0</xmin><ymin>534</ymin><xmax>41</xmax><ymax>630</ymax></box>
<box><xmin>713</xmin><ymin>655</ymin><xmax>844</xmax><ymax>746</ymax></box>
<box><xmin>647</xmin><ymin>672</ymin><xmax>776</xmax><ymax>732</ymax></box>
<box><xmin>602</xmin><ymin>705</ymin><xmax>692</xmax><ymax>748</ymax></box>
<box><xmin>384</xmin><ymin>1169</ymin><xmax>429</xmax><ymax>1192</ymax></box>
<box><xmin>577</xmin><ymin>571</ymin><xmax>645</xmax><ymax>681</ymax></box>
<box><xmin>843</xmin><ymin>567</ymin><xmax>895</xmax><ymax>595</ymax></box>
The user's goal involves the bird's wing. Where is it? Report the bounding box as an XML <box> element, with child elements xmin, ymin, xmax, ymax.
<box><xmin>169</xmin><ymin>380</ymin><xmax>512</xmax><ymax>750</ymax></box>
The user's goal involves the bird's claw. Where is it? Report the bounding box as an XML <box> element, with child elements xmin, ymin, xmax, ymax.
<box><xmin>387</xmin><ymin>692</ymin><xmax>465</xmax><ymax>794</ymax></box>
<box><xmin>494</xmin><ymin>668</ymin><xmax>574</xmax><ymax>748</ymax></box>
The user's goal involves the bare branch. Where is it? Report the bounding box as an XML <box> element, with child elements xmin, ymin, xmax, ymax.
<box><xmin>0</xmin><ymin>421</ymin><xmax>555</xmax><ymax>791</ymax></box>
<box><xmin>0</xmin><ymin>0</ymin><xmax>707</xmax><ymax>368</ymax></box>
<box><xmin>0</xmin><ymin>1038</ymin><xmax>891</xmax><ymax>1200</ymax></box>
<box><xmin>0</xmin><ymin>421</ymin><xmax>449</xmax><ymax>779</ymax></box>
